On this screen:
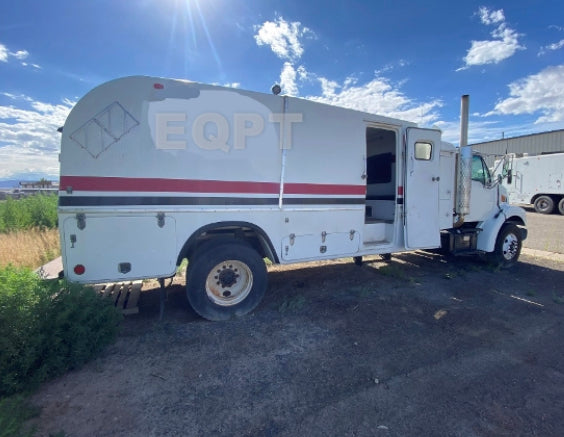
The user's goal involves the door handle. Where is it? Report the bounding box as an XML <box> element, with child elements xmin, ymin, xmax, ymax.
<box><xmin>432</xmin><ymin>176</ymin><xmax>440</xmax><ymax>182</ymax></box>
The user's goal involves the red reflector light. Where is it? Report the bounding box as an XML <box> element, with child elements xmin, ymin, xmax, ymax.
<box><xmin>74</xmin><ymin>264</ymin><xmax>86</xmax><ymax>275</ymax></box>
<box><xmin>397</xmin><ymin>186</ymin><xmax>404</xmax><ymax>196</ymax></box>
<box><xmin>153</xmin><ymin>83</ymin><xmax>164</xmax><ymax>89</ymax></box>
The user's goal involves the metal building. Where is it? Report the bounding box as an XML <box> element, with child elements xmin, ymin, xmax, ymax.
<box><xmin>471</xmin><ymin>128</ymin><xmax>564</xmax><ymax>166</ymax></box>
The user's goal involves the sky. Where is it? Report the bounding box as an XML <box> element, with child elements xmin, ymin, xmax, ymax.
<box><xmin>0</xmin><ymin>0</ymin><xmax>563</xmax><ymax>181</ymax></box>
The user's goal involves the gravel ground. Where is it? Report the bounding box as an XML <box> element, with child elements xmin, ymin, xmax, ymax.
<box><xmin>31</xmin><ymin>248</ymin><xmax>564</xmax><ymax>437</ymax></box>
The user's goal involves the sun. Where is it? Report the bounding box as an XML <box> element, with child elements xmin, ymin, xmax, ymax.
<box><xmin>168</xmin><ymin>0</ymin><xmax>222</xmax><ymax>71</ymax></box>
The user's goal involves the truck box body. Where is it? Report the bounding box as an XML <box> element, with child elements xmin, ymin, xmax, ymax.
<box><xmin>59</xmin><ymin>76</ymin><xmax>527</xmax><ymax>320</ymax></box>
<box><xmin>500</xmin><ymin>153</ymin><xmax>564</xmax><ymax>214</ymax></box>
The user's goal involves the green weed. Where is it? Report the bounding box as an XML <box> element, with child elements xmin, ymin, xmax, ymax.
<box><xmin>377</xmin><ymin>264</ymin><xmax>405</xmax><ymax>279</ymax></box>
<box><xmin>278</xmin><ymin>295</ymin><xmax>307</xmax><ymax>313</ymax></box>
<box><xmin>0</xmin><ymin>394</ymin><xmax>39</xmax><ymax>437</ymax></box>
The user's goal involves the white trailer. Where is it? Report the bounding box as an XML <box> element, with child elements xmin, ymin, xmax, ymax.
<box><xmin>499</xmin><ymin>153</ymin><xmax>564</xmax><ymax>214</ymax></box>
<box><xmin>58</xmin><ymin>76</ymin><xmax>527</xmax><ymax>320</ymax></box>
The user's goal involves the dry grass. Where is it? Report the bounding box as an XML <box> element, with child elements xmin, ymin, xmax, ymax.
<box><xmin>0</xmin><ymin>228</ymin><xmax>60</xmax><ymax>269</ymax></box>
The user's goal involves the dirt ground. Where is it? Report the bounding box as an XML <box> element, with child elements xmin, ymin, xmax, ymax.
<box><xmin>30</xmin><ymin>247</ymin><xmax>564</xmax><ymax>437</ymax></box>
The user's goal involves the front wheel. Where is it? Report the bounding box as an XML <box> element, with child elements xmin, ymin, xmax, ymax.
<box><xmin>186</xmin><ymin>240</ymin><xmax>267</xmax><ymax>321</ymax></box>
<box><xmin>534</xmin><ymin>195</ymin><xmax>554</xmax><ymax>214</ymax></box>
<box><xmin>487</xmin><ymin>223</ymin><xmax>522</xmax><ymax>269</ymax></box>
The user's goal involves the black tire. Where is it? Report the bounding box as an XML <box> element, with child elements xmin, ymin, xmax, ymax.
<box><xmin>534</xmin><ymin>195</ymin><xmax>554</xmax><ymax>214</ymax></box>
<box><xmin>186</xmin><ymin>240</ymin><xmax>267</xmax><ymax>321</ymax></box>
<box><xmin>487</xmin><ymin>223</ymin><xmax>522</xmax><ymax>269</ymax></box>
<box><xmin>558</xmin><ymin>198</ymin><xmax>564</xmax><ymax>215</ymax></box>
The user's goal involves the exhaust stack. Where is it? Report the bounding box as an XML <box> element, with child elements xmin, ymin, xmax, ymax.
<box><xmin>455</xmin><ymin>95</ymin><xmax>472</xmax><ymax>226</ymax></box>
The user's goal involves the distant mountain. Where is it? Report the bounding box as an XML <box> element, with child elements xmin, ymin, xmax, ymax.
<box><xmin>0</xmin><ymin>174</ymin><xmax>59</xmax><ymax>188</ymax></box>
<box><xmin>0</xmin><ymin>180</ymin><xmax>20</xmax><ymax>189</ymax></box>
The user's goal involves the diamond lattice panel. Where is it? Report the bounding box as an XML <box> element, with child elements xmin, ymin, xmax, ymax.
<box><xmin>70</xmin><ymin>102</ymin><xmax>139</xmax><ymax>158</ymax></box>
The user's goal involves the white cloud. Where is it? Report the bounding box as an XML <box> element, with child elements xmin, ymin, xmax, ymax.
<box><xmin>212</xmin><ymin>82</ymin><xmax>241</xmax><ymax>88</ymax></box>
<box><xmin>0</xmin><ymin>44</ymin><xmax>7</xmax><ymax>62</ymax></box>
<box><xmin>12</xmin><ymin>50</ymin><xmax>29</xmax><ymax>60</ymax></box>
<box><xmin>254</xmin><ymin>17</ymin><xmax>312</xmax><ymax>62</ymax></box>
<box><xmin>375</xmin><ymin>59</ymin><xmax>409</xmax><ymax>76</ymax></box>
<box><xmin>0</xmin><ymin>95</ymin><xmax>74</xmax><ymax>179</ymax></box>
<box><xmin>434</xmin><ymin>118</ymin><xmax>511</xmax><ymax>146</ymax></box>
<box><xmin>478</xmin><ymin>6</ymin><xmax>504</xmax><ymax>25</ymax></box>
<box><xmin>254</xmin><ymin>17</ymin><xmax>315</xmax><ymax>96</ymax></box>
<box><xmin>253</xmin><ymin>17</ymin><xmax>438</xmax><ymax>124</ymax></box>
<box><xmin>486</xmin><ymin>65</ymin><xmax>564</xmax><ymax>123</ymax></box>
<box><xmin>458</xmin><ymin>7</ymin><xmax>524</xmax><ymax>70</ymax></box>
<box><xmin>538</xmin><ymin>39</ymin><xmax>564</xmax><ymax>56</ymax></box>
<box><xmin>296</xmin><ymin>65</ymin><xmax>308</xmax><ymax>81</ymax></box>
<box><xmin>306</xmin><ymin>76</ymin><xmax>442</xmax><ymax>126</ymax></box>
<box><xmin>280</xmin><ymin>62</ymin><xmax>298</xmax><ymax>96</ymax></box>
<box><xmin>0</xmin><ymin>42</ymin><xmax>35</xmax><ymax>66</ymax></box>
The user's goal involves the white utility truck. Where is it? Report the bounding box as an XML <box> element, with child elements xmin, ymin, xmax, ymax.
<box><xmin>58</xmin><ymin>76</ymin><xmax>527</xmax><ymax>320</ymax></box>
<box><xmin>498</xmin><ymin>152</ymin><xmax>564</xmax><ymax>215</ymax></box>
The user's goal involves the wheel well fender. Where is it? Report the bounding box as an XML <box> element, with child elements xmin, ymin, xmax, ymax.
<box><xmin>477</xmin><ymin>206</ymin><xmax>527</xmax><ymax>253</ymax></box>
<box><xmin>177</xmin><ymin>221</ymin><xmax>279</xmax><ymax>265</ymax></box>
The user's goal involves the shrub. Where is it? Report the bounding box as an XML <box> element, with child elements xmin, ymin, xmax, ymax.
<box><xmin>0</xmin><ymin>194</ymin><xmax>58</xmax><ymax>233</ymax></box>
<box><xmin>0</xmin><ymin>198</ymin><xmax>30</xmax><ymax>232</ymax></box>
<box><xmin>0</xmin><ymin>266</ymin><xmax>122</xmax><ymax>396</ymax></box>
<box><xmin>27</xmin><ymin>194</ymin><xmax>58</xmax><ymax>230</ymax></box>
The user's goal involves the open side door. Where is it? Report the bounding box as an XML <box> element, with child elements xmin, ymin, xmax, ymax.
<box><xmin>405</xmin><ymin>127</ymin><xmax>441</xmax><ymax>249</ymax></box>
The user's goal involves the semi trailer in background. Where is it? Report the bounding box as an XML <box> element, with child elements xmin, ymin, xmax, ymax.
<box><xmin>498</xmin><ymin>152</ymin><xmax>564</xmax><ymax>215</ymax></box>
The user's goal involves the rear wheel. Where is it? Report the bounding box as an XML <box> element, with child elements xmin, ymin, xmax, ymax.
<box><xmin>487</xmin><ymin>223</ymin><xmax>522</xmax><ymax>269</ymax></box>
<box><xmin>534</xmin><ymin>195</ymin><xmax>554</xmax><ymax>214</ymax></box>
<box><xmin>558</xmin><ymin>198</ymin><xmax>564</xmax><ymax>215</ymax></box>
<box><xmin>186</xmin><ymin>240</ymin><xmax>267</xmax><ymax>321</ymax></box>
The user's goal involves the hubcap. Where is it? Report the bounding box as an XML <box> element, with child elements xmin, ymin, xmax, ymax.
<box><xmin>502</xmin><ymin>232</ymin><xmax>519</xmax><ymax>260</ymax></box>
<box><xmin>205</xmin><ymin>260</ymin><xmax>253</xmax><ymax>306</ymax></box>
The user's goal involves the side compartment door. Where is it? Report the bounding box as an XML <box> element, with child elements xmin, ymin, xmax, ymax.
<box><xmin>62</xmin><ymin>214</ymin><xmax>177</xmax><ymax>282</ymax></box>
<box><xmin>405</xmin><ymin>127</ymin><xmax>441</xmax><ymax>248</ymax></box>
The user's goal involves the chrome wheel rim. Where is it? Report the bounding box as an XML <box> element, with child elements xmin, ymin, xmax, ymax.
<box><xmin>502</xmin><ymin>232</ymin><xmax>519</xmax><ymax>260</ymax></box>
<box><xmin>205</xmin><ymin>260</ymin><xmax>253</xmax><ymax>306</ymax></box>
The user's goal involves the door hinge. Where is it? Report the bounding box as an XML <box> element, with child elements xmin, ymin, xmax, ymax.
<box><xmin>76</xmin><ymin>213</ymin><xmax>86</xmax><ymax>230</ymax></box>
<box><xmin>289</xmin><ymin>233</ymin><xmax>295</xmax><ymax>246</ymax></box>
<box><xmin>157</xmin><ymin>212</ymin><xmax>165</xmax><ymax>228</ymax></box>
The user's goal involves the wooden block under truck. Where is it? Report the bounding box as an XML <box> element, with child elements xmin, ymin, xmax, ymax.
<box><xmin>58</xmin><ymin>76</ymin><xmax>527</xmax><ymax>320</ymax></box>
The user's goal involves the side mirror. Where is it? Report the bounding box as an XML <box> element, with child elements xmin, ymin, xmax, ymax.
<box><xmin>497</xmin><ymin>174</ymin><xmax>502</xmax><ymax>184</ymax></box>
<box><xmin>507</xmin><ymin>170</ymin><xmax>512</xmax><ymax>185</ymax></box>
